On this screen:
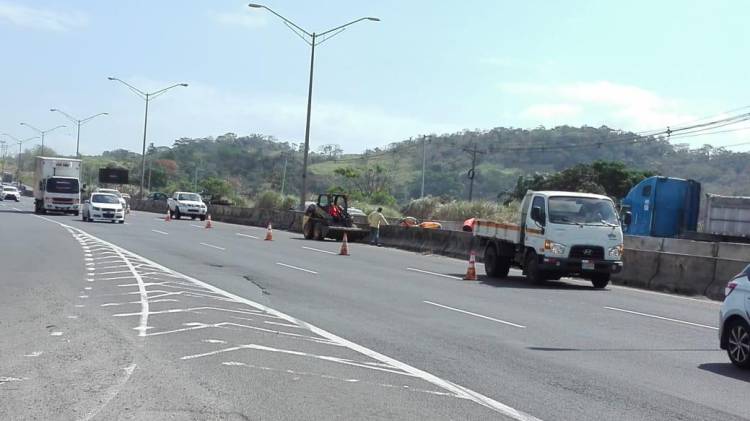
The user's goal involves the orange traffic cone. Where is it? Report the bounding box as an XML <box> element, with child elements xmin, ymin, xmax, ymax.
<box><xmin>339</xmin><ymin>233</ymin><xmax>350</xmax><ymax>256</ymax></box>
<box><xmin>464</xmin><ymin>250</ymin><xmax>478</xmax><ymax>280</ymax></box>
<box><xmin>205</xmin><ymin>214</ymin><xmax>213</xmax><ymax>229</ymax></box>
<box><xmin>165</xmin><ymin>209</ymin><xmax>171</xmax><ymax>222</ymax></box>
<box><xmin>264</xmin><ymin>222</ymin><xmax>273</xmax><ymax>241</ymax></box>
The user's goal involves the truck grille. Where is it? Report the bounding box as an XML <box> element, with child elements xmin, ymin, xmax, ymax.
<box><xmin>569</xmin><ymin>246</ymin><xmax>604</xmax><ymax>260</ymax></box>
<box><xmin>52</xmin><ymin>198</ymin><xmax>73</xmax><ymax>204</ymax></box>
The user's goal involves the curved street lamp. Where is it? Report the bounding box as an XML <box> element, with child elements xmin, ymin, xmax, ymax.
<box><xmin>19</xmin><ymin>123</ymin><xmax>66</xmax><ymax>157</ymax></box>
<box><xmin>2</xmin><ymin>133</ymin><xmax>39</xmax><ymax>184</ymax></box>
<box><xmin>248</xmin><ymin>4</ymin><xmax>379</xmax><ymax>208</ymax></box>
<box><xmin>50</xmin><ymin>108</ymin><xmax>108</xmax><ymax>158</ymax></box>
<box><xmin>108</xmin><ymin>77</ymin><xmax>188</xmax><ymax>198</ymax></box>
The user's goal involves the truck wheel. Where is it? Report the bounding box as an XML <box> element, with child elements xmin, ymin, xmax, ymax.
<box><xmin>303</xmin><ymin>222</ymin><xmax>314</xmax><ymax>239</ymax></box>
<box><xmin>73</xmin><ymin>211</ymin><xmax>79</xmax><ymax>216</ymax></box>
<box><xmin>525</xmin><ymin>252</ymin><xmax>546</xmax><ymax>284</ymax></box>
<box><xmin>199</xmin><ymin>215</ymin><xmax>206</xmax><ymax>222</ymax></box>
<box><xmin>191</xmin><ymin>216</ymin><xmax>196</xmax><ymax>220</ymax></box>
<box><xmin>591</xmin><ymin>273</ymin><xmax>610</xmax><ymax>289</ymax></box>
<box><xmin>484</xmin><ymin>245</ymin><xmax>510</xmax><ymax>278</ymax></box>
<box><xmin>726</xmin><ymin>318</ymin><xmax>750</xmax><ymax>368</ymax></box>
<box><xmin>312</xmin><ymin>223</ymin><xmax>324</xmax><ymax>241</ymax></box>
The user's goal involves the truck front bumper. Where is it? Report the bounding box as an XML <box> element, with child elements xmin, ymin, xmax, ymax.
<box><xmin>540</xmin><ymin>256</ymin><xmax>623</xmax><ymax>274</ymax></box>
<box><xmin>45</xmin><ymin>204</ymin><xmax>79</xmax><ymax>211</ymax></box>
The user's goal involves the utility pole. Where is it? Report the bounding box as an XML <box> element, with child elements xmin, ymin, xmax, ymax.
<box><xmin>0</xmin><ymin>142</ymin><xmax>7</xmax><ymax>181</ymax></box>
<box><xmin>463</xmin><ymin>143</ymin><xmax>484</xmax><ymax>202</ymax></box>
<box><xmin>420</xmin><ymin>136</ymin><xmax>427</xmax><ymax>198</ymax></box>
<box><xmin>280</xmin><ymin>152</ymin><xmax>289</xmax><ymax>196</ymax></box>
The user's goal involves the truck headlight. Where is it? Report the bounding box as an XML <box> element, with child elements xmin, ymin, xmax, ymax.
<box><xmin>544</xmin><ymin>240</ymin><xmax>567</xmax><ymax>255</ymax></box>
<box><xmin>608</xmin><ymin>244</ymin><xmax>624</xmax><ymax>258</ymax></box>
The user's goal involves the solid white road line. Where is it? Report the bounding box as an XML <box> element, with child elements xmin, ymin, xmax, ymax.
<box><xmin>190</xmin><ymin>224</ymin><xmax>202</xmax><ymax>228</ymax></box>
<box><xmin>407</xmin><ymin>267</ymin><xmax>463</xmax><ymax>280</ymax></box>
<box><xmin>275</xmin><ymin>262</ymin><xmax>318</xmax><ymax>275</ymax></box>
<box><xmin>302</xmin><ymin>246</ymin><xmax>337</xmax><ymax>255</ymax></box>
<box><xmin>423</xmin><ymin>301</ymin><xmax>527</xmax><ymax>329</ymax></box>
<box><xmin>610</xmin><ymin>285</ymin><xmax>721</xmax><ymax>306</ymax></box>
<box><xmin>151</xmin><ymin>229</ymin><xmax>169</xmax><ymax>235</ymax></box>
<box><xmin>37</xmin><ymin>216</ymin><xmax>542</xmax><ymax>421</ymax></box>
<box><xmin>199</xmin><ymin>242</ymin><xmax>226</xmax><ymax>251</ymax></box>
<box><xmin>604</xmin><ymin>306</ymin><xmax>718</xmax><ymax>330</ymax></box>
<box><xmin>236</xmin><ymin>233</ymin><xmax>259</xmax><ymax>239</ymax></box>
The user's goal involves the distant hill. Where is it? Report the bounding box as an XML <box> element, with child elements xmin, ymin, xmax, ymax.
<box><xmin>11</xmin><ymin>126</ymin><xmax>750</xmax><ymax>202</ymax></box>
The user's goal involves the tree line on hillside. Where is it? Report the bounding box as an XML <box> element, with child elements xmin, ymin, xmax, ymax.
<box><xmin>7</xmin><ymin>126</ymin><xmax>750</xmax><ymax>205</ymax></box>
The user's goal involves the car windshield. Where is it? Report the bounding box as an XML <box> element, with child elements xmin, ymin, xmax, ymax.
<box><xmin>3</xmin><ymin>187</ymin><xmax>17</xmax><ymax>192</ymax></box>
<box><xmin>47</xmin><ymin>178</ymin><xmax>79</xmax><ymax>194</ymax></box>
<box><xmin>178</xmin><ymin>193</ymin><xmax>201</xmax><ymax>201</ymax></box>
<box><xmin>91</xmin><ymin>194</ymin><xmax>120</xmax><ymax>204</ymax></box>
<box><xmin>548</xmin><ymin>196</ymin><xmax>619</xmax><ymax>226</ymax></box>
<box><xmin>97</xmin><ymin>189</ymin><xmax>121</xmax><ymax>197</ymax></box>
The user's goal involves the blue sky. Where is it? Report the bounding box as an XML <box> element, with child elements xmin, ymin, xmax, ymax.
<box><xmin>1</xmin><ymin>0</ymin><xmax>749</xmax><ymax>156</ymax></box>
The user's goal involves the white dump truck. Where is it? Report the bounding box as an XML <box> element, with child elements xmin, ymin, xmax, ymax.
<box><xmin>33</xmin><ymin>157</ymin><xmax>82</xmax><ymax>215</ymax></box>
<box><xmin>474</xmin><ymin>191</ymin><xmax>625</xmax><ymax>288</ymax></box>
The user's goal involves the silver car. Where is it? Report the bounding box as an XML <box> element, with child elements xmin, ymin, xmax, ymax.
<box><xmin>719</xmin><ymin>264</ymin><xmax>750</xmax><ymax>368</ymax></box>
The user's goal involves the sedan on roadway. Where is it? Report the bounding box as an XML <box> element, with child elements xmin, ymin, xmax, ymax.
<box><xmin>720</xmin><ymin>263</ymin><xmax>750</xmax><ymax>368</ymax></box>
<box><xmin>1</xmin><ymin>185</ymin><xmax>21</xmax><ymax>201</ymax></box>
<box><xmin>82</xmin><ymin>193</ymin><xmax>125</xmax><ymax>223</ymax></box>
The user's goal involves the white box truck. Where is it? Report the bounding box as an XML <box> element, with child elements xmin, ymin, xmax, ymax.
<box><xmin>474</xmin><ymin>191</ymin><xmax>625</xmax><ymax>289</ymax></box>
<box><xmin>33</xmin><ymin>157</ymin><xmax>82</xmax><ymax>215</ymax></box>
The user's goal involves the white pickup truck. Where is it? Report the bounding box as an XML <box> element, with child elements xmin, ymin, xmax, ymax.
<box><xmin>474</xmin><ymin>190</ymin><xmax>625</xmax><ymax>289</ymax></box>
<box><xmin>167</xmin><ymin>191</ymin><xmax>207</xmax><ymax>221</ymax></box>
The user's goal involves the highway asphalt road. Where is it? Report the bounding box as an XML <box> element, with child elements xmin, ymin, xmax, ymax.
<box><xmin>1</xmin><ymin>197</ymin><xmax>748</xmax><ymax>420</ymax></box>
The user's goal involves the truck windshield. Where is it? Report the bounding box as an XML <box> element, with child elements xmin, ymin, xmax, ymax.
<box><xmin>548</xmin><ymin>196</ymin><xmax>619</xmax><ymax>226</ymax></box>
<box><xmin>47</xmin><ymin>178</ymin><xmax>79</xmax><ymax>194</ymax></box>
<box><xmin>178</xmin><ymin>193</ymin><xmax>201</xmax><ymax>201</ymax></box>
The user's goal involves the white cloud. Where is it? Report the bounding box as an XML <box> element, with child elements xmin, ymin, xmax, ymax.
<box><xmin>0</xmin><ymin>1</ymin><xmax>87</xmax><ymax>31</ymax></box>
<box><xmin>501</xmin><ymin>81</ymin><xmax>696</xmax><ymax>131</ymax></box>
<box><xmin>210</xmin><ymin>8</ymin><xmax>267</xmax><ymax>29</ymax></box>
<box><xmin>521</xmin><ymin>103</ymin><xmax>581</xmax><ymax>120</ymax></box>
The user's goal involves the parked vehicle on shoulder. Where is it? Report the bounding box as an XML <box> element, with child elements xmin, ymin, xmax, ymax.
<box><xmin>1</xmin><ymin>185</ymin><xmax>20</xmax><ymax>201</ymax></box>
<box><xmin>147</xmin><ymin>192</ymin><xmax>168</xmax><ymax>201</ymax></box>
<box><xmin>82</xmin><ymin>192</ymin><xmax>125</xmax><ymax>223</ymax></box>
<box><xmin>720</xmin><ymin>265</ymin><xmax>750</xmax><ymax>368</ymax></box>
<box><xmin>474</xmin><ymin>191</ymin><xmax>626</xmax><ymax>289</ymax></box>
<box><xmin>167</xmin><ymin>191</ymin><xmax>207</xmax><ymax>220</ymax></box>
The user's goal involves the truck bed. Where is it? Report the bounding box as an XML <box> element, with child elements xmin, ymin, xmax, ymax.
<box><xmin>473</xmin><ymin>219</ymin><xmax>522</xmax><ymax>244</ymax></box>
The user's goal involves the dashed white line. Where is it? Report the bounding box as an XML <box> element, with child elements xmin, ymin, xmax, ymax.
<box><xmin>275</xmin><ymin>262</ymin><xmax>318</xmax><ymax>274</ymax></box>
<box><xmin>235</xmin><ymin>233</ymin><xmax>259</xmax><ymax>239</ymax></box>
<box><xmin>151</xmin><ymin>229</ymin><xmax>169</xmax><ymax>235</ymax></box>
<box><xmin>604</xmin><ymin>306</ymin><xmax>718</xmax><ymax>330</ymax></box>
<box><xmin>190</xmin><ymin>224</ymin><xmax>202</xmax><ymax>228</ymax></box>
<box><xmin>200</xmin><ymin>242</ymin><xmax>226</xmax><ymax>251</ymax></box>
<box><xmin>423</xmin><ymin>301</ymin><xmax>526</xmax><ymax>329</ymax></box>
<box><xmin>407</xmin><ymin>268</ymin><xmax>463</xmax><ymax>280</ymax></box>
<box><xmin>302</xmin><ymin>246</ymin><xmax>337</xmax><ymax>255</ymax></box>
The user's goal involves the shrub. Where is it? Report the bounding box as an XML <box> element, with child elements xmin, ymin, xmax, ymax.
<box><xmin>370</xmin><ymin>190</ymin><xmax>397</xmax><ymax>207</ymax></box>
<box><xmin>280</xmin><ymin>195</ymin><xmax>298</xmax><ymax>210</ymax></box>
<box><xmin>432</xmin><ymin>200</ymin><xmax>520</xmax><ymax>223</ymax></box>
<box><xmin>400</xmin><ymin>196</ymin><xmax>441</xmax><ymax>220</ymax></box>
<box><xmin>255</xmin><ymin>190</ymin><xmax>281</xmax><ymax>210</ymax></box>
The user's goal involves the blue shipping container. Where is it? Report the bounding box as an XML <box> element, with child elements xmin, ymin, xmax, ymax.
<box><xmin>621</xmin><ymin>176</ymin><xmax>701</xmax><ymax>237</ymax></box>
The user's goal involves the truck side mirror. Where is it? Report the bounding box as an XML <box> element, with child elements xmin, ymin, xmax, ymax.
<box><xmin>623</xmin><ymin>211</ymin><xmax>632</xmax><ymax>226</ymax></box>
<box><xmin>531</xmin><ymin>206</ymin><xmax>545</xmax><ymax>226</ymax></box>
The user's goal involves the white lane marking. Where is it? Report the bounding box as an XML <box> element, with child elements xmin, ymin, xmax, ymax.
<box><xmin>604</xmin><ymin>306</ymin><xmax>718</xmax><ymax>330</ymax></box>
<box><xmin>50</xmin><ymin>331</ymin><xmax>63</xmax><ymax>336</ymax></box>
<box><xmin>202</xmin><ymin>339</ymin><xmax>227</xmax><ymax>344</ymax></box>
<box><xmin>40</xmin><ymin>218</ymin><xmax>542</xmax><ymax>421</ymax></box>
<box><xmin>423</xmin><ymin>301</ymin><xmax>527</xmax><ymax>329</ymax></box>
<box><xmin>24</xmin><ymin>351</ymin><xmax>43</xmax><ymax>357</ymax></box>
<box><xmin>111</xmin><ymin>246</ymin><xmax>150</xmax><ymax>337</ymax></box>
<box><xmin>407</xmin><ymin>267</ymin><xmax>463</xmax><ymax>280</ymax></box>
<box><xmin>190</xmin><ymin>224</ymin><xmax>202</xmax><ymax>228</ymax></box>
<box><xmin>151</xmin><ymin>229</ymin><xmax>168</xmax><ymax>235</ymax></box>
<box><xmin>611</xmin><ymin>285</ymin><xmax>721</xmax><ymax>306</ymax></box>
<box><xmin>264</xmin><ymin>320</ymin><xmax>303</xmax><ymax>329</ymax></box>
<box><xmin>302</xmin><ymin>246</ymin><xmax>337</xmax><ymax>255</ymax></box>
<box><xmin>235</xmin><ymin>233</ymin><xmax>259</xmax><ymax>239</ymax></box>
<box><xmin>199</xmin><ymin>242</ymin><xmax>226</xmax><ymax>251</ymax></box>
<box><xmin>275</xmin><ymin>262</ymin><xmax>318</xmax><ymax>274</ymax></box>
<box><xmin>78</xmin><ymin>364</ymin><xmax>136</xmax><ymax>421</ymax></box>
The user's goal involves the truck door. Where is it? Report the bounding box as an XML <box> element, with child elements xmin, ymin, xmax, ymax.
<box><xmin>524</xmin><ymin>195</ymin><xmax>546</xmax><ymax>254</ymax></box>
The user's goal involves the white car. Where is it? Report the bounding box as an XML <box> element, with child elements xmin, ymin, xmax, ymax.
<box><xmin>95</xmin><ymin>188</ymin><xmax>128</xmax><ymax>210</ymax></box>
<box><xmin>167</xmin><ymin>192</ymin><xmax>207</xmax><ymax>220</ymax></box>
<box><xmin>82</xmin><ymin>193</ymin><xmax>125</xmax><ymax>223</ymax></box>
<box><xmin>719</xmin><ymin>264</ymin><xmax>750</xmax><ymax>368</ymax></box>
<box><xmin>1</xmin><ymin>185</ymin><xmax>20</xmax><ymax>201</ymax></box>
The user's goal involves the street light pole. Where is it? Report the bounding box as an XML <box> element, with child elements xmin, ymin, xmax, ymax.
<box><xmin>107</xmin><ymin>77</ymin><xmax>187</xmax><ymax>199</ymax></box>
<box><xmin>19</xmin><ymin>123</ymin><xmax>66</xmax><ymax>157</ymax></box>
<box><xmin>50</xmin><ymin>109</ymin><xmax>108</xmax><ymax>158</ymax></box>
<box><xmin>0</xmin><ymin>141</ymin><xmax>7</xmax><ymax>180</ymax></box>
<box><xmin>2</xmin><ymin>134</ymin><xmax>38</xmax><ymax>185</ymax></box>
<box><xmin>248</xmin><ymin>4</ymin><xmax>379</xmax><ymax>208</ymax></box>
